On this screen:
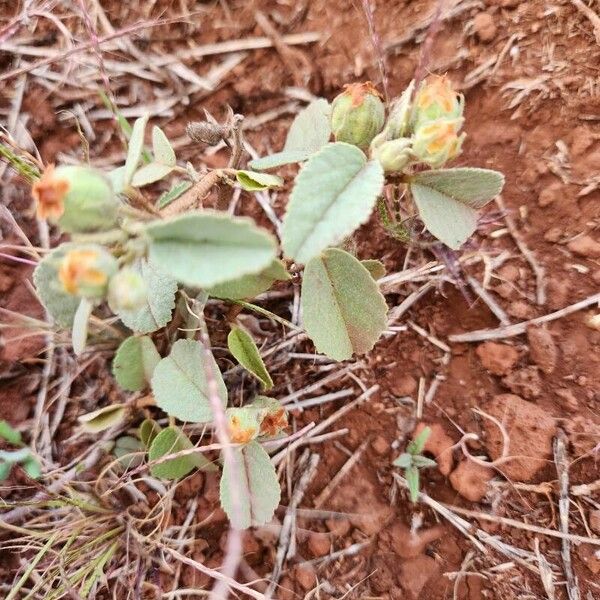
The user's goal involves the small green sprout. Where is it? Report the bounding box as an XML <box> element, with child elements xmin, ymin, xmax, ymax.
<box><xmin>0</xmin><ymin>420</ymin><xmax>41</xmax><ymax>481</ymax></box>
<box><xmin>393</xmin><ymin>426</ymin><xmax>437</xmax><ymax>502</ymax></box>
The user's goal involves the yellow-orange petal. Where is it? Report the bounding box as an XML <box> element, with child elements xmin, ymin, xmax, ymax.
<box><xmin>32</xmin><ymin>164</ymin><xmax>69</xmax><ymax>221</ymax></box>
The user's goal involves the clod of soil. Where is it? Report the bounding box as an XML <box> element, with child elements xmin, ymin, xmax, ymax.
<box><xmin>412</xmin><ymin>422</ymin><xmax>455</xmax><ymax>476</ymax></box>
<box><xmin>537</xmin><ymin>181</ymin><xmax>563</xmax><ymax>207</ymax></box>
<box><xmin>307</xmin><ymin>532</ymin><xmax>330</xmax><ymax>557</ymax></box>
<box><xmin>555</xmin><ymin>388</ymin><xmax>579</xmax><ymax>412</ymax></box>
<box><xmin>476</xmin><ymin>341</ymin><xmax>519</xmax><ymax>376</ymax></box>
<box><xmin>380</xmin><ymin>522</ymin><xmax>445</xmax><ymax>558</ymax></box>
<box><xmin>501</xmin><ymin>366</ymin><xmax>542</xmax><ymax>399</ymax></box>
<box><xmin>576</xmin><ymin>544</ymin><xmax>600</xmax><ymax>575</ymax></box>
<box><xmin>294</xmin><ymin>564</ymin><xmax>316</xmax><ymax>591</ymax></box>
<box><xmin>472</xmin><ymin>12</ymin><xmax>497</xmax><ymax>42</ymax></box>
<box><xmin>449</xmin><ymin>459</ymin><xmax>494</xmax><ymax>502</ymax></box>
<box><xmin>567</xmin><ymin>234</ymin><xmax>600</xmax><ymax>258</ymax></box>
<box><xmin>590</xmin><ymin>510</ymin><xmax>600</xmax><ymax>535</ymax></box>
<box><xmin>398</xmin><ymin>555</ymin><xmax>440</xmax><ymax>599</ymax></box>
<box><xmin>483</xmin><ymin>394</ymin><xmax>556</xmax><ymax>482</ymax></box>
<box><xmin>527</xmin><ymin>327</ymin><xmax>558</xmax><ymax>374</ymax></box>
<box><xmin>387</xmin><ymin>373</ymin><xmax>417</xmax><ymax>397</ymax></box>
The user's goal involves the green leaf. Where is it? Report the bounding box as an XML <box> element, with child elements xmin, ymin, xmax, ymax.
<box><xmin>148</xmin><ymin>426</ymin><xmax>205</xmax><ymax>479</ymax></box>
<box><xmin>33</xmin><ymin>244</ymin><xmax>81</xmax><ymax>328</ymax></box>
<box><xmin>284</xmin><ymin>98</ymin><xmax>331</xmax><ymax>153</ymax></box>
<box><xmin>207</xmin><ymin>260</ymin><xmax>289</xmax><ymax>300</ymax></box>
<box><xmin>411</xmin><ymin>455</ymin><xmax>437</xmax><ymax>469</ymax></box>
<box><xmin>114</xmin><ymin>436</ymin><xmax>145</xmax><ymax>469</ymax></box>
<box><xmin>146</xmin><ymin>211</ymin><xmax>277</xmax><ymax>288</ymax></box>
<box><xmin>107</xmin><ymin>166</ymin><xmax>126</xmax><ymax>195</ymax></box>
<box><xmin>78</xmin><ymin>404</ymin><xmax>127</xmax><ymax>433</ymax></box>
<box><xmin>227</xmin><ymin>327</ymin><xmax>273</xmax><ymax>390</ymax></box>
<box><xmin>411</xmin><ymin>168</ymin><xmax>505</xmax><ymax>209</ymax></box>
<box><xmin>22</xmin><ymin>457</ymin><xmax>41</xmax><ymax>480</ymax></box>
<box><xmin>281</xmin><ymin>143</ymin><xmax>384</xmax><ymax>263</ymax></box>
<box><xmin>411</xmin><ymin>183</ymin><xmax>478</xmax><ymax>250</ymax></box>
<box><xmin>249</xmin><ymin>150</ymin><xmax>315</xmax><ymax>171</ymax></box>
<box><xmin>151</xmin><ymin>339</ymin><xmax>227</xmax><ymax>423</ymax></box>
<box><xmin>112</xmin><ymin>335</ymin><xmax>161</xmax><ymax>392</ymax></box>
<box><xmin>249</xmin><ymin>98</ymin><xmax>331</xmax><ymax>171</ymax></box>
<box><xmin>124</xmin><ymin>114</ymin><xmax>149</xmax><ymax>185</ymax></box>
<box><xmin>157</xmin><ymin>181</ymin><xmax>192</xmax><ymax>209</ymax></box>
<box><xmin>139</xmin><ymin>419</ymin><xmax>161</xmax><ymax>449</ymax></box>
<box><xmin>409</xmin><ymin>169</ymin><xmax>504</xmax><ymax>250</ymax></box>
<box><xmin>236</xmin><ymin>170</ymin><xmax>283</xmax><ymax>192</ymax></box>
<box><xmin>406</xmin><ymin>466</ymin><xmax>420</xmax><ymax>503</ymax></box>
<box><xmin>0</xmin><ymin>462</ymin><xmax>11</xmax><ymax>480</ymax></box>
<box><xmin>151</xmin><ymin>125</ymin><xmax>176</xmax><ymax>166</ymax></box>
<box><xmin>219</xmin><ymin>440</ymin><xmax>280</xmax><ymax>529</ymax></box>
<box><xmin>361</xmin><ymin>259</ymin><xmax>386</xmax><ymax>280</ymax></box>
<box><xmin>393</xmin><ymin>453</ymin><xmax>412</xmax><ymax>469</ymax></box>
<box><xmin>408</xmin><ymin>426</ymin><xmax>431</xmax><ymax>455</ymax></box>
<box><xmin>301</xmin><ymin>248</ymin><xmax>387</xmax><ymax>361</ymax></box>
<box><xmin>0</xmin><ymin>421</ymin><xmax>21</xmax><ymax>445</ymax></box>
<box><xmin>131</xmin><ymin>162</ymin><xmax>174</xmax><ymax>187</ymax></box>
<box><xmin>115</xmin><ymin>259</ymin><xmax>177</xmax><ymax>334</ymax></box>
<box><xmin>72</xmin><ymin>298</ymin><xmax>93</xmax><ymax>356</ymax></box>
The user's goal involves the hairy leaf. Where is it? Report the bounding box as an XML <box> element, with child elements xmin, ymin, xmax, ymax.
<box><xmin>411</xmin><ymin>168</ymin><xmax>505</xmax><ymax>209</ymax></box>
<box><xmin>249</xmin><ymin>98</ymin><xmax>331</xmax><ymax>170</ymax></box>
<box><xmin>131</xmin><ymin>162</ymin><xmax>173</xmax><ymax>187</ymax></box>
<box><xmin>227</xmin><ymin>327</ymin><xmax>273</xmax><ymax>390</ymax></box>
<box><xmin>33</xmin><ymin>244</ymin><xmax>81</xmax><ymax>328</ymax></box>
<box><xmin>148</xmin><ymin>426</ymin><xmax>207</xmax><ymax>479</ymax></box>
<box><xmin>220</xmin><ymin>440</ymin><xmax>280</xmax><ymax>529</ymax></box>
<box><xmin>151</xmin><ymin>339</ymin><xmax>227</xmax><ymax>423</ymax></box>
<box><xmin>281</xmin><ymin>143</ymin><xmax>384</xmax><ymax>263</ymax></box>
<box><xmin>151</xmin><ymin>125</ymin><xmax>176</xmax><ymax>166</ymax></box>
<box><xmin>146</xmin><ymin>211</ymin><xmax>277</xmax><ymax>288</ymax></box>
<box><xmin>72</xmin><ymin>298</ymin><xmax>93</xmax><ymax>356</ymax></box>
<box><xmin>408</xmin><ymin>426</ymin><xmax>431</xmax><ymax>455</ymax></box>
<box><xmin>124</xmin><ymin>114</ymin><xmax>149</xmax><ymax>185</ymax></box>
<box><xmin>115</xmin><ymin>259</ymin><xmax>177</xmax><ymax>334</ymax></box>
<box><xmin>78</xmin><ymin>404</ymin><xmax>127</xmax><ymax>433</ymax></box>
<box><xmin>406</xmin><ymin>466</ymin><xmax>420</xmax><ymax>503</ymax></box>
<box><xmin>236</xmin><ymin>170</ymin><xmax>283</xmax><ymax>192</ymax></box>
<box><xmin>301</xmin><ymin>248</ymin><xmax>387</xmax><ymax>360</ymax></box>
<box><xmin>139</xmin><ymin>419</ymin><xmax>161</xmax><ymax>449</ymax></box>
<box><xmin>207</xmin><ymin>260</ymin><xmax>289</xmax><ymax>300</ymax></box>
<box><xmin>112</xmin><ymin>335</ymin><xmax>161</xmax><ymax>392</ymax></box>
<box><xmin>361</xmin><ymin>259</ymin><xmax>386</xmax><ymax>280</ymax></box>
<box><xmin>0</xmin><ymin>421</ymin><xmax>21</xmax><ymax>445</ymax></box>
<box><xmin>114</xmin><ymin>435</ymin><xmax>145</xmax><ymax>469</ymax></box>
<box><xmin>157</xmin><ymin>181</ymin><xmax>192</xmax><ymax>208</ymax></box>
<box><xmin>411</xmin><ymin>183</ymin><xmax>479</xmax><ymax>250</ymax></box>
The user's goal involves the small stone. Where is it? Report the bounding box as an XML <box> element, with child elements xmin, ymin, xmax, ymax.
<box><xmin>473</xmin><ymin>12</ymin><xmax>497</xmax><ymax>42</ymax></box>
<box><xmin>544</xmin><ymin>227</ymin><xmax>562</xmax><ymax>243</ymax></box>
<box><xmin>307</xmin><ymin>532</ymin><xmax>331</xmax><ymax>557</ymax></box>
<box><xmin>555</xmin><ymin>388</ymin><xmax>578</xmax><ymax>412</ymax></box>
<box><xmin>483</xmin><ymin>394</ymin><xmax>555</xmax><ymax>481</ymax></box>
<box><xmin>449</xmin><ymin>459</ymin><xmax>494</xmax><ymax>502</ymax></box>
<box><xmin>294</xmin><ymin>564</ymin><xmax>316</xmax><ymax>591</ymax></box>
<box><xmin>372</xmin><ymin>435</ymin><xmax>389</xmax><ymax>455</ymax></box>
<box><xmin>537</xmin><ymin>182</ymin><xmax>563</xmax><ymax>207</ymax></box>
<box><xmin>567</xmin><ymin>235</ymin><xmax>600</xmax><ymax>258</ymax></box>
<box><xmin>476</xmin><ymin>341</ymin><xmax>519</xmax><ymax>376</ymax></box>
<box><xmin>326</xmin><ymin>518</ymin><xmax>351</xmax><ymax>537</ymax></box>
<box><xmin>389</xmin><ymin>374</ymin><xmax>417</xmax><ymax>397</ymax></box>
<box><xmin>527</xmin><ymin>327</ymin><xmax>557</xmax><ymax>374</ymax></box>
<box><xmin>412</xmin><ymin>422</ymin><xmax>455</xmax><ymax>476</ymax></box>
<box><xmin>590</xmin><ymin>510</ymin><xmax>600</xmax><ymax>534</ymax></box>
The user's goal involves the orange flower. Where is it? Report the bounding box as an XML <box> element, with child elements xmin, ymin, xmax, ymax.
<box><xmin>259</xmin><ymin>408</ymin><xmax>288</xmax><ymax>438</ymax></box>
<box><xmin>58</xmin><ymin>249</ymin><xmax>110</xmax><ymax>296</ymax></box>
<box><xmin>31</xmin><ymin>164</ymin><xmax>70</xmax><ymax>220</ymax></box>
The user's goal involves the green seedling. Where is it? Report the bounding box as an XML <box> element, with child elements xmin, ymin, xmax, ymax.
<box><xmin>0</xmin><ymin>420</ymin><xmax>41</xmax><ymax>481</ymax></box>
<box><xmin>20</xmin><ymin>75</ymin><xmax>504</xmax><ymax>529</ymax></box>
<box><xmin>393</xmin><ymin>427</ymin><xmax>437</xmax><ymax>502</ymax></box>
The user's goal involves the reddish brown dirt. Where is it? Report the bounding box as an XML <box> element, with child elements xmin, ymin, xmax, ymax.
<box><xmin>2</xmin><ymin>0</ymin><xmax>600</xmax><ymax>598</ymax></box>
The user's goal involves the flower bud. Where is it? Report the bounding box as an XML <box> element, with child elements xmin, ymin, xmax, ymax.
<box><xmin>412</xmin><ymin>118</ymin><xmax>466</xmax><ymax>168</ymax></box>
<box><xmin>32</xmin><ymin>165</ymin><xmax>119</xmax><ymax>233</ymax></box>
<box><xmin>331</xmin><ymin>82</ymin><xmax>385</xmax><ymax>148</ymax></box>
<box><xmin>413</xmin><ymin>75</ymin><xmax>463</xmax><ymax>127</ymax></box>
<box><xmin>371</xmin><ymin>138</ymin><xmax>412</xmax><ymax>173</ymax></box>
<box><xmin>107</xmin><ymin>268</ymin><xmax>148</xmax><ymax>312</ymax></box>
<box><xmin>58</xmin><ymin>245</ymin><xmax>118</xmax><ymax>299</ymax></box>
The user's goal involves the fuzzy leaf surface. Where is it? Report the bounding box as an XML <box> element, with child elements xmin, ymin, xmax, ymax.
<box><xmin>131</xmin><ymin>162</ymin><xmax>173</xmax><ymax>187</ymax></box>
<box><xmin>301</xmin><ymin>248</ymin><xmax>387</xmax><ymax>360</ymax></box>
<box><xmin>78</xmin><ymin>404</ymin><xmax>127</xmax><ymax>433</ymax></box>
<box><xmin>281</xmin><ymin>143</ymin><xmax>384</xmax><ymax>263</ymax></box>
<box><xmin>112</xmin><ymin>335</ymin><xmax>161</xmax><ymax>392</ymax></box>
<box><xmin>72</xmin><ymin>298</ymin><xmax>92</xmax><ymax>356</ymax></box>
<box><xmin>361</xmin><ymin>259</ymin><xmax>386</xmax><ymax>280</ymax></box>
<box><xmin>227</xmin><ymin>327</ymin><xmax>273</xmax><ymax>390</ymax></box>
<box><xmin>115</xmin><ymin>260</ymin><xmax>177</xmax><ymax>334</ymax></box>
<box><xmin>151</xmin><ymin>339</ymin><xmax>227</xmax><ymax>423</ymax></box>
<box><xmin>219</xmin><ymin>440</ymin><xmax>280</xmax><ymax>529</ymax></box>
<box><xmin>236</xmin><ymin>170</ymin><xmax>283</xmax><ymax>192</ymax></box>
<box><xmin>148</xmin><ymin>426</ymin><xmax>205</xmax><ymax>479</ymax></box>
<box><xmin>207</xmin><ymin>260</ymin><xmax>289</xmax><ymax>300</ymax></box>
<box><xmin>151</xmin><ymin>125</ymin><xmax>176</xmax><ymax>166</ymax></box>
<box><xmin>146</xmin><ymin>212</ymin><xmax>277</xmax><ymax>288</ymax></box>
<box><xmin>124</xmin><ymin>114</ymin><xmax>149</xmax><ymax>185</ymax></box>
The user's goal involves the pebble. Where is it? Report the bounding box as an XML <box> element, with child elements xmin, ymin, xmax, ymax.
<box><xmin>307</xmin><ymin>532</ymin><xmax>331</xmax><ymax>557</ymax></box>
<box><xmin>544</xmin><ymin>227</ymin><xmax>562</xmax><ymax>243</ymax></box>
<box><xmin>372</xmin><ymin>435</ymin><xmax>389</xmax><ymax>455</ymax></box>
<box><xmin>476</xmin><ymin>341</ymin><xmax>519</xmax><ymax>375</ymax></box>
<box><xmin>527</xmin><ymin>327</ymin><xmax>558</xmax><ymax>374</ymax></box>
<box><xmin>537</xmin><ymin>182</ymin><xmax>563</xmax><ymax>207</ymax></box>
<box><xmin>449</xmin><ymin>459</ymin><xmax>494</xmax><ymax>502</ymax></box>
<box><xmin>567</xmin><ymin>234</ymin><xmax>600</xmax><ymax>258</ymax></box>
<box><xmin>473</xmin><ymin>12</ymin><xmax>497</xmax><ymax>42</ymax></box>
<box><xmin>294</xmin><ymin>564</ymin><xmax>316</xmax><ymax>591</ymax></box>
